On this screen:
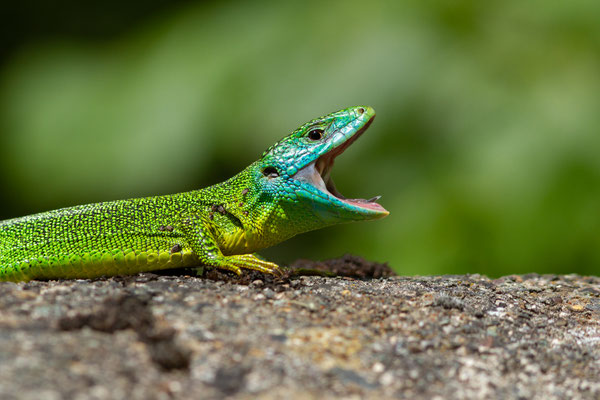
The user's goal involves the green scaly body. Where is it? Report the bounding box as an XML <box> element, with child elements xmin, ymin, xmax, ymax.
<box><xmin>0</xmin><ymin>106</ymin><xmax>388</xmax><ymax>282</ymax></box>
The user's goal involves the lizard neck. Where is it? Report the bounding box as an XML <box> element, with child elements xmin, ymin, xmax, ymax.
<box><xmin>190</xmin><ymin>164</ymin><xmax>321</xmax><ymax>256</ymax></box>
<box><xmin>183</xmin><ymin>165</ymin><xmax>275</xmax><ymax>255</ymax></box>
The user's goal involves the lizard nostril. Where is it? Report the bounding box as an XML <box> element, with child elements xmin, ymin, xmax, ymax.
<box><xmin>357</xmin><ymin>107</ymin><xmax>365</xmax><ymax>115</ymax></box>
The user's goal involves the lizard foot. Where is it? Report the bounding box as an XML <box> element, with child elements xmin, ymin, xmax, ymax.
<box><xmin>222</xmin><ymin>254</ymin><xmax>282</xmax><ymax>276</ymax></box>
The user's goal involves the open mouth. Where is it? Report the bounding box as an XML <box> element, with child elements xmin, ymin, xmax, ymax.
<box><xmin>293</xmin><ymin>119</ymin><xmax>388</xmax><ymax>215</ymax></box>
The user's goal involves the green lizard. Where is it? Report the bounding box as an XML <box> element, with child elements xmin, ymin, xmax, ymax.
<box><xmin>0</xmin><ymin>106</ymin><xmax>388</xmax><ymax>282</ymax></box>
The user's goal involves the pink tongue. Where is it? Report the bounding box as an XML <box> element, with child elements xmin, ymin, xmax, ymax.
<box><xmin>343</xmin><ymin>198</ymin><xmax>388</xmax><ymax>213</ymax></box>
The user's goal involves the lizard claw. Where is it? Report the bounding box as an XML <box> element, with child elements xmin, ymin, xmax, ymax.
<box><xmin>220</xmin><ymin>254</ymin><xmax>282</xmax><ymax>276</ymax></box>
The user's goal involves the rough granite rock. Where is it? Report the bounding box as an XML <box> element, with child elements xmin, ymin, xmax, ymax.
<box><xmin>0</xmin><ymin>256</ymin><xmax>598</xmax><ymax>400</ymax></box>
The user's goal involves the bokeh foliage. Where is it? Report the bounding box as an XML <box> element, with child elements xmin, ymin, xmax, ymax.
<box><xmin>1</xmin><ymin>0</ymin><xmax>599</xmax><ymax>276</ymax></box>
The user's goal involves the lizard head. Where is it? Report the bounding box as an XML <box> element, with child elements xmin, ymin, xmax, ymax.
<box><xmin>257</xmin><ymin>106</ymin><xmax>389</xmax><ymax>224</ymax></box>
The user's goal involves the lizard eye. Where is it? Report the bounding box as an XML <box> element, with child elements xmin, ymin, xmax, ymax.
<box><xmin>308</xmin><ymin>128</ymin><xmax>324</xmax><ymax>141</ymax></box>
<box><xmin>262</xmin><ymin>166</ymin><xmax>279</xmax><ymax>178</ymax></box>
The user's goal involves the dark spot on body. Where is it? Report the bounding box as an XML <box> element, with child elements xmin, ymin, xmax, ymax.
<box><xmin>243</xmin><ymin>211</ymin><xmax>249</xmax><ymax>216</ymax></box>
<box><xmin>211</xmin><ymin>205</ymin><xmax>219</xmax><ymax>212</ymax></box>
<box><xmin>165</xmin><ymin>225</ymin><xmax>174</xmax><ymax>232</ymax></box>
<box><xmin>209</xmin><ymin>212</ymin><xmax>214</xmax><ymax>220</ymax></box>
<box><xmin>170</xmin><ymin>244</ymin><xmax>182</xmax><ymax>254</ymax></box>
<box><xmin>242</xmin><ymin>188</ymin><xmax>249</xmax><ymax>196</ymax></box>
<box><xmin>217</xmin><ymin>205</ymin><xmax>226</xmax><ymax>215</ymax></box>
<box><xmin>239</xmin><ymin>202</ymin><xmax>243</xmax><ymax>207</ymax></box>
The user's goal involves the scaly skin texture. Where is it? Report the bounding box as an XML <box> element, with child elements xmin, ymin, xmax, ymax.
<box><xmin>0</xmin><ymin>106</ymin><xmax>388</xmax><ymax>282</ymax></box>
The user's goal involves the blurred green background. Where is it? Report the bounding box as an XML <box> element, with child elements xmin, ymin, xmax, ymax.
<box><xmin>1</xmin><ymin>0</ymin><xmax>599</xmax><ymax>277</ymax></box>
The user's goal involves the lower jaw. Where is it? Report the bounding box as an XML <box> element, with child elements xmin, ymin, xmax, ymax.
<box><xmin>294</xmin><ymin>161</ymin><xmax>388</xmax><ymax>216</ymax></box>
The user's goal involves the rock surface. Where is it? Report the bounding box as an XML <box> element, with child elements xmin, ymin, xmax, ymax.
<box><xmin>0</xmin><ymin>256</ymin><xmax>599</xmax><ymax>399</ymax></box>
